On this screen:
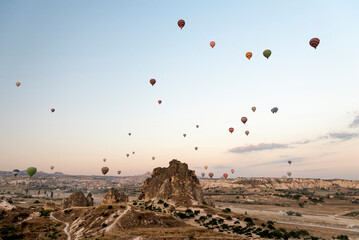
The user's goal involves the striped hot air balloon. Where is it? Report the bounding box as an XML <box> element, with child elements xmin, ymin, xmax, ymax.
<box><xmin>309</xmin><ymin>38</ymin><xmax>320</xmax><ymax>49</ymax></box>
<box><xmin>246</xmin><ymin>52</ymin><xmax>252</xmax><ymax>60</ymax></box>
<box><xmin>229</xmin><ymin>127</ymin><xmax>234</xmax><ymax>134</ymax></box>
<box><xmin>178</xmin><ymin>19</ymin><xmax>185</xmax><ymax>29</ymax></box>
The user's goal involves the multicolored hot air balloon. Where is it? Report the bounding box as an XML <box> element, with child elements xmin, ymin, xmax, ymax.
<box><xmin>183</xmin><ymin>134</ymin><xmax>186</xmax><ymax>137</ymax></box>
<box><xmin>51</xmin><ymin>108</ymin><xmax>55</xmax><ymax>113</ymax></box>
<box><xmin>210</xmin><ymin>41</ymin><xmax>215</xmax><ymax>48</ymax></box>
<box><xmin>245</xmin><ymin>131</ymin><xmax>249</xmax><ymax>136</ymax></box>
<box><xmin>288</xmin><ymin>160</ymin><xmax>292</xmax><ymax>165</ymax></box>
<box><xmin>309</xmin><ymin>38</ymin><xmax>320</xmax><ymax>49</ymax></box>
<box><xmin>204</xmin><ymin>166</ymin><xmax>208</xmax><ymax>170</ymax></box>
<box><xmin>158</xmin><ymin>100</ymin><xmax>162</xmax><ymax>105</ymax></box>
<box><xmin>209</xmin><ymin>172</ymin><xmax>214</xmax><ymax>178</ymax></box>
<box><xmin>103</xmin><ymin>158</ymin><xmax>106</xmax><ymax>162</ymax></box>
<box><xmin>263</xmin><ymin>49</ymin><xmax>272</xmax><ymax>59</ymax></box>
<box><xmin>229</xmin><ymin>127</ymin><xmax>234</xmax><ymax>134</ymax></box>
<box><xmin>287</xmin><ymin>171</ymin><xmax>292</xmax><ymax>177</ymax></box>
<box><xmin>271</xmin><ymin>107</ymin><xmax>278</xmax><ymax>114</ymax></box>
<box><xmin>196</xmin><ymin>125</ymin><xmax>199</xmax><ymax>128</ymax></box>
<box><xmin>117</xmin><ymin>170</ymin><xmax>121</xmax><ymax>175</ymax></box>
<box><xmin>195</xmin><ymin>147</ymin><xmax>198</xmax><ymax>151</ymax></box>
<box><xmin>101</xmin><ymin>167</ymin><xmax>109</xmax><ymax>175</ymax></box>
<box><xmin>152</xmin><ymin>156</ymin><xmax>155</xmax><ymax>160</ymax></box>
<box><xmin>223</xmin><ymin>173</ymin><xmax>228</xmax><ymax>179</ymax></box>
<box><xmin>178</xmin><ymin>19</ymin><xmax>185</xmax><ymax>29</ymax></box>
<box><xmin>13</xmin><ymin>169</ymin><xmax>20</xmax><ymax>177</ymax></box>
<box><xmin>16</xmin><ymin>82</ymin><xmax>21</xmax><ymax>87</ymax></box>
<box><xmin>241</xmin><ymin>117</ymin><xmax>247</xmax><ymax>124</ymax></box>
<box><xmin>50</xmin><ymin>166</ymin><xmax>54</xmax><ymax>170</ymax></box>
<box><xmin>231</xmin><ymin>169</ymin><xmax>234</xmax><ymax>174</ymax></box>
<box><xmin>201</xmin><ymin>172</ymin><xmax>205</xmax><ymax>177</ymax></box>
<box><xmin>252</xmin><ymin>106</ymin><xmax>256</xmax><ymax>112</ymax></box>
<box><xmin>150</xmin><ymin>78</ymin><xmax>156</xmax><ymax>86</ymax></box>
<box><xmin>246</xmin><ymin>52</ymin><xmax>252</xmax><ymax>60</ymax></box>
<box><xmin>27</xmin><ymin>167</ymin><xmax>37</xmax><ymax>177</ymax></box>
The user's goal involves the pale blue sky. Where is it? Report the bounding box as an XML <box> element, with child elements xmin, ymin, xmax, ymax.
<box><xmin>1</xmin><ymin>0</ymin><xmax>359</xmax><ymax>179</ymax></box>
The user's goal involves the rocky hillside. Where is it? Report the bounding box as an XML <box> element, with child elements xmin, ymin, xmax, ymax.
<box><xmin>61</xmin><ymin>191</ymin><xmax>93</xmax><ymax>209</ymax></box>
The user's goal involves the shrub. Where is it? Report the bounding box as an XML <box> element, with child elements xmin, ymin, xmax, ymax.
<box><xmin>157</xmin><ymin>199</ymin><xmax>164</xmax><ymax>204</ymax></box>
<box><xmin>226</xmin><ymin>216</ymin><xmax>232</xmax><ymax>220</ymax></box>
<box><xmin>34</xmin><ymin>200</ymin><xmax>40</xmax><ymax>204</ymax></box>
<box><xmin>40</xmin><ymin>209</ymin><xmax>52</xmax><ymax>217</ymax></box>
<box><xmin>222</xmin><ymin>208</ymin><xmax>231</xmax><ymax>213</ymax></box>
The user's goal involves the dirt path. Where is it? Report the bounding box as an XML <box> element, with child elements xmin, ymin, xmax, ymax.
<box><xmin>50</xmin><ymin>212</ymin><xmax>71</xmax><ymax>240</ymax></box>
<box><xmin>105</xmin><ymin>205</ymin><xmax>131</xmax><ymax>232</ymax></box>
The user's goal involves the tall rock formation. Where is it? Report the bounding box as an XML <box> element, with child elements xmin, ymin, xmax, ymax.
<box><xmin>101</xmin><ymin>188</ymin><xmax>128</xmax><ymax>205</ymax></box>
<box><xmin>138</xmin><ymin>159</ymin><xmax>210</xmax><ymax>206</ymax></box>
<box><xmin>61</xmin><ymin>191</ymin><xmax>93</xmax><ymax>209</ymax></box>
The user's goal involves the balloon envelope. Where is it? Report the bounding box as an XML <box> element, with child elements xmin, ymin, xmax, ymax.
<box><xmin>209</xmin><ymin>172</ymin><xmax>214</xmax><ymax>178</ymax></box>
<box><xmin>178</xmin><ymin>19</ymin><xmax>185</xmax><ymax>29</ymax></box>
<box><xmin>158</xmin><ymin>100</ymin><xmax>162</xmax><ymax>104</ymax></box>
<box><xmin>223</xmin><ymin>173</ymin><xmax>228</xmax><ymax>179</ymax></box>
<box><xmin>51</xmin><ymin>108</ymin><xmax>55</xmax><ymax>113</ymax></box>
<box><xmin>196</xmin><ymin>125</ymin><xmax>199</xmax><ymax>128</ymax></box>
<box><xmin>309</xmin><ymin>38</ymin><xmax>320</xmax><ymax>49</ymax></box>
<box><xmin>183</xmin><ymin>134</ymin><xmax>186</xmax><ymax>137</ymax></box>
<box><xmin>263</xmin><ymin>49</ymin><xmax>272</xmax><ymax>59</ymax></box>
<box><xmin>245</xmin><ymin>131</ymin><xmax>249</xmax><ymax>136</ymax></box>
<box><xmin>288</xmin><ymin>160</ymin><xmax>292</xmax><ymax>164</ymax></box>
<box><xmin>132</xmin><ymin>151</ymin><xmax>135</xmax><ymax>155</ymax></box>
<box><xmin>13</xmin><ymin>169</ymin><xmax>20</xmax><ymax>176</ymax></box>
<box><xmin>117</xmin><ymin>170</ymin><xmax>121</xmax><ymax>175</ymax></box>
<box><xmin>102</xmin><ymin>167</ymin><xmax>109</xmax><ymax>175</ymax></box>
<box><xmin>195</xmin><ymin>147</ymin><xmax>198</xmax><ymax>151</ymax></box>
<box><xmin>204</xmin><ymin>166</ymin><xmax>208</xmax><ymax>170</ymax></box>
<box><xmin>16</xmin><ymin>82</ymin><xmax>21</xmax><ymax>87</ymax></box>
<box><xmin>152</xmin><ymin>156</ymin><xmax>155</xmax><ymax>160</ymax></box>
<box><xmin>229</xmin><ymin>127</ymin><xmax>234</xmax><ymax>134</ymax></box>
<box><xmin>103</xmin><ymin>158</ymin><xmax>106</xmax><ymax>162</ymax></box>
<box><xmin>201</xmin><ymin>172</ymin><xmax>205</xmax><ymax>177</ymax></box>
<box><xmin>231</xmin><ymin>169</ymin><xmax>234</xmax><ymax>174</ymax></box>
<box><xmin>251</xmin><ymin>106</ymin><xmax>256</xmax><ymax>112</ymax></box>
<box><xmin>50</xmin><ymin>166</ymin><xmax>54</xmax><ymax>170</ymax></box>
<box><xmin>27</xmin><ymin>167</ymin><xmax>37</xmax><ymax>177</ymax></box>
<box><xmin>126</xmin><ymin>154</ymin><xmax>129</xmax><ymax>157</ymax></box>
<box><xmin>287</xmin><ymin>171</ymin><xmax>292</xmax><ymax>177</ymax></box>
<box><xmin>241</xmin><ymin>117</ymin><xmax>247</xmax><ymax>124</ymax></box>
<box><xmin>150</xmin><ymin>78</ymin><xmax>156</xmax><ymax>86</ymax></box>
<box><xmin>246</xmin><ymin>52</ymin><xmax>252</xmax><ymax>60</ymax></box>
<box><xmin>210</xmin><ymin>41</ymin><xmax>215</xmax><ymax>48</ymax></box>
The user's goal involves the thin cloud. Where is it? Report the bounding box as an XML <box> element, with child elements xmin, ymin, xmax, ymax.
<box><xmin>229</xmin><ymin>143</ymin><xmax>288</xmax><ymax>154</ymax></box>
<box><xmin>325</xmin><ymin>132</ymin><xmax>359</xmax><ymax>141</ymax></box>
<box><xmin>349</xmin><ymin>114</ymin><xmax>359</xmax><ymax>128</ymax></box>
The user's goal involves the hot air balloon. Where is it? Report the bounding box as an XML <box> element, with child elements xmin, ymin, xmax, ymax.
<box><xmin>50</xmin><ymin>166</ymin><xmax>54</xmax><ymax>170</ymax></box>
<box><xmin>210</xmin><ymin>41</ymin><xmax>215</xmax><ymax>48</ymax></box>
<box><xmin>223</xmin><ymin>173</ymin><xmax>228</xmax><ymax>179</ymax></box>
<box><xmin>152</xmin><ymin>156</ymin><xmax>155</xmax><ymax>160</ymax></box>
<box><xmin>132</xmin><ymin>151</ymin><xmax>135</xmax><ymax>155</ymax></box>
<box><xmin>27</xmin><ymin>167</ymin><xmax>37</xmax><ymax>177</ymax></box>
<box><xmin>101</xmin><ymin>167</ymin><xmax>109</xmax><ymax>175</ymax></box>
<box><xmin>51</xmin><ymin>108</ymin><xmax>55</xmax><ymax>113</ymax></box>
<box><xmin>178</xmin><ymin>19</ymin><xmax>185</xmax><ymax>29</ymax></box>
<box><xmin>231</xmin><ymin>169</ymin><xmax>234</xmax><ymax>174</ymax></box>
<box><xmin>150</xmin><ymin>78</ymin><xmax>156</xmax><ymax>86</ymax></box>
<box><xmin>229</xmin><ymin>127</ymin><xmax>234</xmax><ymax>134</ymax></box>
<box><xmin>126</xmin><ymin>154</ymin><xmax>129</xmax><ymax>157</ymax></box>
<box><xmin>103</xmin><ymin>158</ymin><xmax>106</xmax><ymax>162</ymax></box>
<box><xmin>246</xmin><ymin>52</ymin><xmax>252</xmax><ymax>60</ymax></box>
<box><xmin>196</xmin><ymin>125</ymin><xmax>199</xmax><ymax>128</ymax></box>
<box><xmin>309</xmin><ymin>38</ymin><xmax>320</xmax><ymax>49</ymax></box>
<box><xmin>128</xmin><ymin>133</ymin><xmax>131</xmax><ymax>136</ymax></box>
<box><xmin>288</xmin><ymin>160</ymin><xmax>292</xmax><ymax>165</ymax></box>
<box><xmin>271</xmin><ymin>107</ymin><xmax>278</xmax><ymax>114</ymax></box>
<box><xmin>183</xmin><ymin>134</ymin><xmax>186</xmax><ymax>137</ymax></box>
<box><xmin>13</xmin><ymin>169</ymin><xmax>20</xmax><ymax>177</ymax></box>
<box><xmin>201</xmin><ymin>172</ymin><xmax>205</xmax><ymax>177</ymax></box>
<box><xmin>251</xmin><ymin>106</ymin><xmax>256</xmax><ymax>112</ymax></box>
<box><xmin>287</xmin><ymin>171</ymin><xmax>292</xmax><ymax>177</ymax></box>
<box><xmin>195</xmin><ymin>147</ymin><xmax>198</xmax><ymax>151</ymax></box>
<box><xmin>241</xmin><ymin>117</ymin><xmax>247</xmax><ymax>124</ymax></box>
<box><xmin>263</xmin><ymin>49</ymin><xmax>271</xmax><ymax>59</ymax></box>
<box><xmin>16</xmin><ymin>82</ymin><xmax>21</xmax><ymax>87</ymax></box>
<box><xmin>245</xmin><ymin>131</ymin><xmax>249</xmax><ymax>136</ymax></box>
<box><xmin>158</xmin><ymin>100</ymin><xmax>162</xmax><ymax>105</ymax></box>
<box><xmin>204</xmin><ymin>166</ymin><xmax>208</xmax><ymax>170</ymax></box>
<box><xmin>209</xmin><ymin>172</ymin><xmax>214</xmax><ymax>178</ymax></box>
<box><xmin>117</xmin><ymin>170</ymin><xmax>121</xmax><ymax>175</ymax></box>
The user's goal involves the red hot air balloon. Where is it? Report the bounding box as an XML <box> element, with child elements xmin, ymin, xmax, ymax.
<box><xmin>231</xmin><ymin>169</ymin><xmax>234</xmax><ymax>174</ymax></box>
<box><xmin>51</xmin><ymin>108</ymin><xmax>55</xmax><ymax>113</ymax></box>
<box><xmin>229</xmin><ymin>127</ymin><xmax>234</xmax><ymax>134</ymax></box>
<box><xmin>178</xmin><ymin>19</ymin><xmax>185</xmax><ymax>29</ymax></box>
<box><xmin>150</xmin><ymin>78</ymin><xmax>156</xmax><ymax>86</ymax></box>
<box><xmin>223</xmin><ymin>173</ymin><xmax>228</xmax><ymax>179</ymax></box>
<box><xmin>210</xmin><ymin>41</ymin><xmax>215</xmax><ymax>48</ymax></box>
<box><xmin>309</xmin><ymin>38</ymin><xmax>320</xmax><ymax>49</ymax></box>
<box><xmin>241</xmin><ymin>117</ymin><xmax>247</xmax><ymax>124</ymax></box>
<box><xmin>158</xmin><ymin>100</ymin><xmax>162</xmax><ymax>105</ymax></box>
<box><xmin>209</xmin><ymin>172</ymin><xmax>214</xmax><ymax>178</ymax></box>
<box><xmin>195</xmin><ymin>147</ymin><xmax>198</xmax><ymax>151</ymax></box>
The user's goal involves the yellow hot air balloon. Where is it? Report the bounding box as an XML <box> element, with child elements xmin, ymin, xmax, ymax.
<box><xmin>246</xmin><ymin>52</ymin><xmax>252</xmax><ymax>60</ymax></box>
<box><xmin>204</xmin><ymin>166</ymin><xmax>208</xmax><ymax>170</ymax></box>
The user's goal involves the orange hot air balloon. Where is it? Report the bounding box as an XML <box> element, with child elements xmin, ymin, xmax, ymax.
<box><xmin>245</xmin><ymin>131</ymin><xmax>249</xmax><ymax>136</ymax></box>
<box><xmin>51</xmin><ymin>108</ymin><xmax>55</xmax><ymax>113</ymax></box>
<box><xmin>231</xmin><ymin>169</ymin><xmax>234</xmax><ymax>174</ymax></box>
<box><xmin>158</xmin><ymin>100</ymin><xmax>162</xmax><ymax>104</ymax></box>
<box><xmin>210</xmin><ymin>41</ymin><xmax>215</xmax><ymax>48</ymax></box>
<box><xmin>201</xmin><ymin>172</ymin><xmax>205</xmax><ymax>177</ymax></box>
<box><xmin>103</xmin><ymin>158</ymin><xmax>106</xmax><ymax>162</ymax></box>
<box><xmin>178</xmin><ymin>19</ymin><xmax>185</xmax><ymax>29</ymax></box>
<box><xmin>246</xmin><ymin>52</ymin><xmax>253</xmax><ymax>60</ymax></box>
<box><xmin>251</xmin><ymin>106</ymin><xmax>256</xmax><ymax>112</ymax></box>
<box><xmin>101</xmin><ymin>167</ymin><xmax>109</xmax><ymax>175</ymax></box>
<box><xmin>204</xmin><ymin>166</ymin><xmax>208</xmax><ymax>170</ymax></box>
<box><xmin>16</xmin><ymin>82</ymin><xmax>21</xmax><ymax>87</ymax></box>
<box><xmin>241</xmin><ymin>117</ymin><xmax>247</xmax><ymax>124</ymax></box>
<box><xmin>196</xmin><ymin>125</ymin><xmax>199</xmax><ymax>128</ymax></box>
<box><xmin>309</xmin><ymin>38</ymin><xmax>320</xmax><ymax>49</ymax></box>
<box><xmin>209</xmin><ymin>172</ymin><xmax>214</xmax><ymax>178</ymax></box>
<box><xmin>195</xmin><ymin>147</ymin><xmax>198</xmax><ymax>151</ymax></box>
<box><xmin>117</xmin><ymin>170</ymin><xmax>121</xmax><ymax>175</ymax></box>
<box><xmin>152</xmin><ymin>156</ymin><xmax>155</xmax><ymax>160</ymax></box>
<box><xmin>223</xmin><ymin>173</ymin><xmax>228</xmax><ymax>179</ymax></box>
<box><xmin>229</xmin><ymin>127</ymin><xmax>234</xmax><ymax>134</ymax></box>
<box><xmin>183</xmin><ymin>134</ymin><xmax>186</xmax><ymax>137</ymax></box>
<box><xmin>150</xmin><ymin>78</ymin><xmax>156</xmax><ymax>86</ymax></box>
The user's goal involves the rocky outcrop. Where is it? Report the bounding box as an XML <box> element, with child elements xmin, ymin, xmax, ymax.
<box><xmin>44</xmin><ymin>200</ymin><xmax>56</xmax><ymax>210</ymax></box>
<box><xmin>61</xmin><ymin>191</ymin><xmax>93</xmax><ymax>209</ymax></box>
<box><xmin>100</xmin><ymin>188</ymin><xmax>128</xmax><ymax>205</ymax></box>
<box><xmin>0</xmin><ymin>201</ymin><xmax>16</xmax><ymax>211</ymax></box>
<box><xmin>138</xmin><ymin>159</ymin><xmax>210</xmax><ymax>206</ymax></box>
